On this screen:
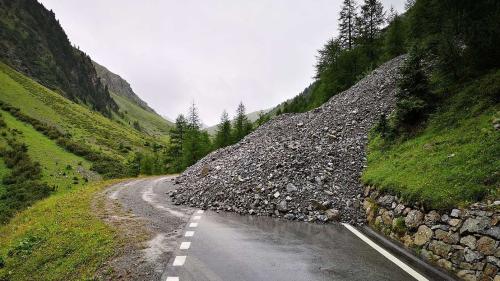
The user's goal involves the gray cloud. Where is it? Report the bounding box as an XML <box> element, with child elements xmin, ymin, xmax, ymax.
<box><xmin>39</xmin><ymin>0</ymin><xmax>404</xmax><ymax>125</ymax></box>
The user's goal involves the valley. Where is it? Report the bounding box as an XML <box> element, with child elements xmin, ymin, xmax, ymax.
<box><xmin>0</xmin><ymin>0</ymin><xmax>499</xmax><ymax>280</ymax></box>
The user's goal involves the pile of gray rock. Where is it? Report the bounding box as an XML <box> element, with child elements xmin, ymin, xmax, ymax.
<box><xmin>364</xmin><ymin>186</ymin><xmax>500</xmax><ymax>281</ymax></box>
<box><xmin>171</xmin><ymin>56</ymin><xmax>405</xmax><ymax>224</ymax></box>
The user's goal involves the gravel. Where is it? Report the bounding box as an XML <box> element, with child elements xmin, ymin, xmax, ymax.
<box><xmin>171</xmin><ymin>55</ymin><xmax>405</xmax><ymax>224</ymax></box>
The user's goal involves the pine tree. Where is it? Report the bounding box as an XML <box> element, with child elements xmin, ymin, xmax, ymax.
<box><xmin>232</xmin><ymin>102</ymin><xmax>251</xmax><ymax>143</ymax></box>
<box><xmin>215</xmin><ymin>110</ymin><xmax>232</xmax><ymax>148</ymax></box>
<box><xmin>168</xmin><ymin>114</ymin><xmax>187</xmax><ymax>171</ymax></box>
<box><xmin>356</xmin><ymin>0</ymin><xmax>385</xmax><ymax>45</ymax></box>
<box><xmin>187</xmin><ymin>101</ymin><xmax>200</xmax><ymax>130</ymax></box>
<box><xmin>338</xmin><ymin>0</ymin><xmax>358</xmax><ymax>50</ymax></box>
<box><xmin>182</xmin><ymin>102</ymin><xmax>203</xmax><ymax>168</ymax></box>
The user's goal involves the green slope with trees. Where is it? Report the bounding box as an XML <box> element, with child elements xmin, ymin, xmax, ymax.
<box><xmin>363</xmin><ymin>0</ymin><xmax>500</xmax><ymax>209</ymax></box>
<box><xmin>111</xmin><ymin>92</ymin><xmax>172</xmax><ymax>136</ymax></box>
<box><xmin>0</xmin><ymin>0</ymin><xmax>117</xmax><ymax>116</ymax></box>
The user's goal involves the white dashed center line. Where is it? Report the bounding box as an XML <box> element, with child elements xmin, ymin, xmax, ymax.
<box><xmin>166</xmin><ymin>277</ymin><xmax>179</xmax><ymax>281</ymax></box>
<box><xmin>193</xmin><ymin>215</ymin><xmax>201</xmax><ymax>220</ymax></box>
<box><xmin>189</xmin><ymin>222</ymin><xmax>198</xmax><ymax>227</ymax></box>
<box><xmin>196</xmin><ymin>210</ymin><xmax>204</xmax><ymax>214</ymax></box>
<box><xmin>173</xmin><ymin>256</ymin><xmax>187</xmax><ymax>266</ymax></box>
<box><xmin>185</xmin><ymin>231</ymin><xmax>195</xmax><ymax>237</ymax></box>
<box><xmin>180</xmin><ymin>241</ymin><xmax>191</xmax><ymax>250</ymax></box>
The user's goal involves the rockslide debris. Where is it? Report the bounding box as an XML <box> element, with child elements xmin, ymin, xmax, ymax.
<box><xmin>171</xmin><ymin>56</ymin><xmax>405</xmax><ymax>224</ymax></box>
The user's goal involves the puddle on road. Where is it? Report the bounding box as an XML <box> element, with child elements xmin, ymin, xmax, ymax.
<box><xmin>141</xmin><ymin>186</ymin><xmax>186</xmax><ymax>218</ymax></box>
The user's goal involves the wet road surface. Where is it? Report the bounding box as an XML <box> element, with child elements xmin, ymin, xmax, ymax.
<box><xmin>108</xmin><ymin>176</ymin><xmax>438</xmax><ymax>281</ymax></box>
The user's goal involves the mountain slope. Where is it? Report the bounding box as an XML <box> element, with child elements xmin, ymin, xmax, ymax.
<box><xmin>92</xmin><ymin>61</ymin><xmax>172</xmax><ymax>135</ymax></box>
<box><xmin>172</xmin><ymin>56</ymin><xmax>405</xmax><ymax>224</ymax></box>
<box><xmin>0</xmin><ymin>61</ymin><xmax>163</xmax><ymax>160</ymax></box>
<box><xmin>0</xmin><ymin>0</ymin><xmax>117</xmax><ymax>115</ymax></box>
<box><xmin>92</xmin><ymin>60</ymin><xmax>154</xmax><ymax>112</ymax></box>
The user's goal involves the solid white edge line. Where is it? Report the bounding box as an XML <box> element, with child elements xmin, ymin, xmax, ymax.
<box><xmin>342</xmin><ymin>223</ymin><xmax>429</xmax><ymax>281</ymax></box>
<box><xmin>180</xmin><ymin>241</ymin><xmax>191</xmax><ymax>250</ymax></box>
<box><xmin>166</xmin><ymin>277</ymin><xmax>179</xmax><ymax>281</ymax></box>
<box><xmin>196</xmin><ymin>210</ymin><xmax>204</xmax><ymax>214</ymax></box>
<box><xmin>193</xmin><ymin>215</ymin><xmax>201</xmax><ymax>220</ymax></box>
<box><xmin>185</xmin><ymin>231</ymin><xmax>195</xmax><ymax>237</ymax></box>
<box><xmin>172</xmin><ymin>255</ymin><xmax>187</xmax><ymax>266</ymax></box>
<box><xmin>189</xmin><ymin>222</ymin><xmax>198</xmax><ymax>227</ymax></box>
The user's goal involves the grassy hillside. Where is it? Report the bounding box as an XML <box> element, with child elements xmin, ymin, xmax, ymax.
<box><xmin>0</xmin><ymin>109</ymin><xmax>95</xmax><ymax>189</ymax></box>
<box><xmin>0</xmin><ymin>180</ymin><xmax>122</xmax><ymax>281</ymax></box>
<box><xmin>0</xmin><ymin>61</ymin><xmax>165</xmax><ymax>160</ymax></box>
<box><xmin>111</xmin><ymin>92</ymin><xmax>171</xmax><ymax>136</ymax></box>
<box><xmin>363</xmin><ymin>71</ymin><xmax>500</xmax><ymax>209</ymax></box>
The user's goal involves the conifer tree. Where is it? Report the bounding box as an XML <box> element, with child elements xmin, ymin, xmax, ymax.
<box><xmin>182</xmin><ymin>102</ymin><xmax>203</xmax><ymax>168</ymax></box>
<box><xmin>167</xmin><ymin>114</ymin><xmax>187</xmax><ymax>171</ymax></box>
<box><xmin>338</xmin><ymin>0</ymin><xmax>358</xmax><ymax>50</ymax></box>
<box><xmin>356</xmin><ymin>0</ymin><xmax>385</xmax><ymax>45</ymax></box>
<box><xmin>232</xmin><ymin>102</ymin><xmax>252</xmax><ymax>143</ymax></box>
<box><xmin>215</xmin><ymin>110</ymin><xmax>232</xmax><ymax>148</ymax></box>
<box><xmin>394</xmin><ymin>45</ymin><xmax>431</xmax><ymax>128</ymax></box>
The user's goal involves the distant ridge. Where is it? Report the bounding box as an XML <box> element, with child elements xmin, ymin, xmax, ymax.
<box><xmin>92</xmin><ymin>60</ymin><xmax>156</xmax><ymax>113</ymax></box>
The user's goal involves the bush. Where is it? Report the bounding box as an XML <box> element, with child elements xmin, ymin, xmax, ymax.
<box><xmin>394</xmin><ymin>45</ymin><xmax>432</xmax><ymax>130</ymax></box>
<box><xmin>0</xmin><ymin>138</ymin><xmax>54</xmax><ymax>224</ymax></box>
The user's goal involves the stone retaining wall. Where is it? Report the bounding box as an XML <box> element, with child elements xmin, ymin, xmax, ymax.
<box><xmin>362</xmin><ymin>186</ymin><xmax>500</xmax><ymax>281</ymax></box>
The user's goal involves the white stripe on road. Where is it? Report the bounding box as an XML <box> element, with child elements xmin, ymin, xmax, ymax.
<box><xmin>196</xmin><ymin>210</ymin><xmax>204</xmax><ymax>214</ymax></box>
<box><xmin>342</xmin><ymin>223</ymin><xmax>429</xmax><ymax>281</ymax></box>
<box><xmin>193</xmin><ymin>215</ymin><xmax>202</xmax><ymax>220</ymax></box>
<box><xmin>185</xmin><ymin>231</ymin><xmax>195</xmax><ymax>237</ymax></box>
<box><xmin>173</xmin><ymin>256</ymin><xmax>186</xmax><ymax>266</ymax></box>
<box><xmin>189</xmin><ymin>222</ymin><xmax>198</xmax><ymax>227</ymax></box>
<box><xmin>180</xmin><ymin>241</ymin><xmax>191</xmax><ymax>250</ymax></box>
<box><xmin>166</xmin><ymin>277</ymin><xmax>179</xmax><ymax>281</ymax></box>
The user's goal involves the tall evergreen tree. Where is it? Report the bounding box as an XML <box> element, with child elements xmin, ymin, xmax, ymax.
<box><xmin>167</xmin><ymin>114</ymin><xmax>187</xmax><ymax>171</ymax></box>
<box><xmin>232</xmin><ymin>102</ymin><xmax>252</xmax><ymax>143</ymax></box>
<box><xmin>338</xmin><ymin>0</ymin><xmax>358</xmax><ymax>50</ymax></box>
<box><xmin>182</xmin><ymin>102</ymin><xmax>203</xmax><ymax>168</ymax></box>
<box><xmin>356</xmin><ymin>0</ymin><xmax>385</xmax><ymax>45</ymax></box>
<box><xmin>215</xmin><ymin>110</ymin><xmax>232</xmax><ymax>148</ymax></box>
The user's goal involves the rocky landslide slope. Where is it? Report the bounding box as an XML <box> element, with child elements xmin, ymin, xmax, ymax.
<box><xmin>171</xmin><ymin>56</ymin><xmax>405</xmax><ymax>224</ymax></box>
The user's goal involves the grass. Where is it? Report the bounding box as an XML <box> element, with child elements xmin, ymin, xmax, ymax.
<box><xmin>0</xmin><ymin>158</ymin><xmax>7</xmax><ymax>197</ymax></box>
<box><xmin>111</xmin><ymin>92</ymin><xmax>171</xmax><ymax>136</ymax></box>
<box><xmin>0</xmin><ymin>179</ymin><xmax>123</xmax><ymax>281</ymax></box>
<box><xmin>363</xmin><ymin>71</ymin><xmax>500</xmax><ymax>210</ymax></box>
<box><xmin>0</xmin><ymin>62</ymin><xmax>166</xmax><ymax>159</ymax></box>
<box><xmin>0</xmin><ymin>109</ymin><xmax>94</xmax><ymax>189</ymax></box>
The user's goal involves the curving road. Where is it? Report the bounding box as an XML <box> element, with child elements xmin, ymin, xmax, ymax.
<box><xmin>106</xmin><ymin>176</ymin><xmax>452</xmax><ymax>281</ymax></box>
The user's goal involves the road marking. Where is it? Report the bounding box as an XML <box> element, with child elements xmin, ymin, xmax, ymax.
<box><xmin>173</xmin><ymin>256</ymin><xmax>186</xmax><ymax>266</ymax></box>
<box><xmin>166</xmin><ymin>277</ymin><xmax>179</xmax><ymax>281</ymax></box>
<box><xmin>185</xmin><ymin>231</ymin><xmax>195</xmax><ymax>237</ymax></box>
<box><xmin>193</xmin><ymin>215</ymin><xmax>202</xmax><ymax>220</ymax></box>
<box><xmin>342</xmin><ymin>223</ymin><xmax>429</xmax><ymax>281</ymax></box>
<box><xmin>189</xmin><ymin>222</ymin><xmax>198</xmax><ymax>227</ymax></box>
<box><xmin>180</xmin><ymin>241</ymin><xmax>191</xmax><ymax>250</ymax></box>
<box><xmin>196</xmin><ymin>210</ymin><xmax>204</xmax><ymax>214</ymax></box>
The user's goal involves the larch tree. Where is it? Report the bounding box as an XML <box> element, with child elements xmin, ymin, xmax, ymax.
<box><xmin>232</xmin><ymin>102</ymin><xmax>252</xmax><ymax>143</ymax></box>
<box><xmin>338</xmin><ymin>0</ymin><xmax>358</xmax><ymax>50</ymax></box>
<box><xmin>215</xmin><ymin>110</ymin><xmax>232</xmax><ymax>148</ymax></box>
<box><xmin>356</xmin><ymin>0</ymin><xmax>385</xmax><ymax>45</ymax></box>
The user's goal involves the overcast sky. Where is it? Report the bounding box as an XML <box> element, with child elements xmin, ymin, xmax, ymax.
<box><xmin>39</xmin><ymin>0</ymin><xmax>404</xmax><ymax>126</ymax></box>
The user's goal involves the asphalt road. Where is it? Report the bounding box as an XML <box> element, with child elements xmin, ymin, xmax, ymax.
<box><xmin>109</xmin><ymin>176</ymin><xmax>443</xmax><ymax>281</ymax></box>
